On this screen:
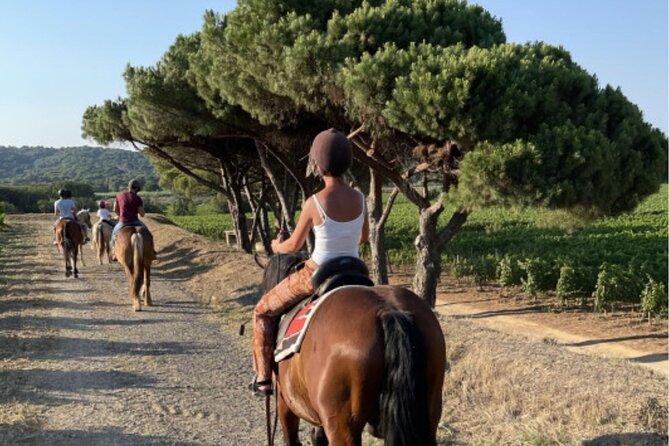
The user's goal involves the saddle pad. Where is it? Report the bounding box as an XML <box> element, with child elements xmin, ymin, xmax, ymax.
<box><xmin>274</xmin><ymin>285</ymin><xmax>371</xmax><ymax>363</ymax></box>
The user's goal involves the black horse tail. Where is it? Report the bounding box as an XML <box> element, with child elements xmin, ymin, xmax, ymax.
<box><xmin>378</xmin><ymin>307</ymin><xmax>433</xmax><ymax>446</ymax></box>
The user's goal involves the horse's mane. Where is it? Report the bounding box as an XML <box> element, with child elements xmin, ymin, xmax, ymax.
<box><xmin>262</xmin><ymin>253</ymin><xmax>308</xmax><ymax>292</ymax></box>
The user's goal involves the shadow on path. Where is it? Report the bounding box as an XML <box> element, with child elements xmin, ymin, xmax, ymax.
<box><xmin>0</xmin><ymin>425</ymin><xmax>198</xmax><ymax>446</ymax></box>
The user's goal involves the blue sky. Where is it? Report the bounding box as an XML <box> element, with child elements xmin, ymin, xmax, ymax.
<box><xmin>0</xmin><ymin>0</ymin><xmax>666</xmax><ymax>148</ymax></box>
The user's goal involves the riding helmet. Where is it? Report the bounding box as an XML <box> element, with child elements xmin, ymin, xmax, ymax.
<box><xmin>58</xmin><ymin>188</ymin><xmax>71</xmax><ymax>198</ymax></box>
<box><xmin>309</xmin><ymin>128</ymin><xmax>352</xmax><ymax>177</ymax></box>
<box><xmin>128</xmin><ymin>179</ymin><xmax>142</xmax><ymax>192</ymax></box>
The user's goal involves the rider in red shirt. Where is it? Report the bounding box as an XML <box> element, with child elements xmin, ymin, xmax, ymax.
<box><xmin>110</xmin><ymin>179</ymin><xmax>150</xmax><ymax>258</ymax></box>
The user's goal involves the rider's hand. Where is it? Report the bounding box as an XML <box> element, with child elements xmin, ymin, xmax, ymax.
<box><xmin>271</xmin><ymin>238</ymin><xmax>281</xmax><ymax>253</ymax></box>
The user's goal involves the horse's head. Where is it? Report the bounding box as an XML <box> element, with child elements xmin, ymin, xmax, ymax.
<box><xmin>255</xmin><ymin>253</ymin><xmax>308</xmax><ymax>293</ymax></box>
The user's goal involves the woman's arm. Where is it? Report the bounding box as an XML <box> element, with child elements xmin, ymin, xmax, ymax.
<box><xmin>271</xmin><ymin>198</ymin><xmax>315</xmax><ymax>254</ymax></box>
<box><xmin>138</xmin><ymin>206</ymin><xmax>146</xmax><ymax>218</ymax></box>
<box><xmin>360</xmin><ymin>212</ymin><xmax>369</xmax><ymax>244</ymax></box>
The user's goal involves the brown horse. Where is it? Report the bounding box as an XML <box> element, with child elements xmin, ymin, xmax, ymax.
<box><xmin>256</xmin><ymin>254</ymin><xmax>446</xmax><ymax>446</ymax></box>
<box><xmin>114</xmin><ymin>225</ymin><xmax>156</xmax><ymax>311</ymax></box>
<box><xmin>55</xmin><ymin>218</ymin><xmax>84</xmax><ymax>278</ymax></box>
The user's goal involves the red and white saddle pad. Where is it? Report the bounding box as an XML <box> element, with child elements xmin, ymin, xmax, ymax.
<box><xmin>273</xmin><ymin>285</ymin><xmax>370</xmax><ymax>362</ymax></box>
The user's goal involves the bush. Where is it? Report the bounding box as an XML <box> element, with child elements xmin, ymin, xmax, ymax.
<box><xmin>472</xmin><ymin>255</ymin><xmax>497</xmax><ymax>289</ymax></box>
<box><xmin>167</xmin><ymin>197</ymin><xmax>196</xmax><ymax>216</ymax></box>
<box><xmin>640</xmin><ymin>277</ymin><xmax>668</xmax><ymax>319</ymax></box>
<box><xmin>593</xmin><ymin>263</ymin><xmax>643</xmax><ymax>312</ymax></box>
<box><xmin>520</xmin><ymin>257</ymin><xmax>557</xmax><ymax>299</ymax></box>
<box><xmin>497</xmin><ymin>255</ymin><xmax>523</xmax><ymax>288</ymax></box>
<box><xmin>556</xmin><ymin>265</ymin><xmax>581</xmax><ymax>305</ymax></box>
<box><xmin>449</xmin><ymin>255</ymin><xmax>472</xmax><ymax>284</ymax></box>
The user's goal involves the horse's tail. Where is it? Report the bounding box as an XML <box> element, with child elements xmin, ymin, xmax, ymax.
<box><xmin>95</xmin><ymin>223</ymin><xmax>104</xmax><ymax>257</ymax></box>
<box><xmin>61</xmin><ymin>223</ymin><xmax>71</xmax><ymax>253</ymax></box>
<box><xmin>378</xmin><ymin>307</ymin><xmax>432</xmax><ymax>446</ymax></box>
<box><xmin>131</xmin><ymin>232</ymin><xmax>144</xmax><ymax>298</ymax></box>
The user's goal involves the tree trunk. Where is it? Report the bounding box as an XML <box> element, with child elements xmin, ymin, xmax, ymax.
<box><xmin>230</xmin><ymin>186</ymin><xmax>252</xmax><ymax>253</ymax></box>
<box><xmin>366</xmin><ymin>168</ymin><xmax>398</xmax><ymax>284</ymax></box>
<box><xmin>412</xmin><ymin>202</ymin><xmax>444</xmax><ymax>307</ymax></box>
<box><xmin>256</xmin><ymin>142</ymin><xmax>295</xmax><ymax>233</ymax></box>
<box><xmin>413</xmin><ymin>208</ymin><xmax>469</xmax><ymax>307</ymax></box>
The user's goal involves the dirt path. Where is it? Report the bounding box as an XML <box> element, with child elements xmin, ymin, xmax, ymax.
<box><xmin>1</xmin><ymin>214</ymin><xmax>666</xmax><ymax>445</ymax></box>
<box><xmin>0</xmin><ymin>215</ymin><xmax>268</xmax><ymax>445</ymax></box>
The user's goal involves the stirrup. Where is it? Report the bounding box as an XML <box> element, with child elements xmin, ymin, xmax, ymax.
<box><xmin>249</xmin><ymin>378</ymin><xmax>273</xmax><ymax>397</ymax></box>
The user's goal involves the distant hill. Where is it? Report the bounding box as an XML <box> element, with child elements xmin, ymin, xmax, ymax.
<box><xmin>0</xmin><ymin>146</ymin><xmax>159</xmax><ymax>191</ymax></box>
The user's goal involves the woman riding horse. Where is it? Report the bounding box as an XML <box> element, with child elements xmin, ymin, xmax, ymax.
<box><xmin>252</xmin><ymin>128</ymin><xmax>369</xmax><ymax>396</ymax></box>
<box><xmin>53</xmin><ymin>188</ymin><xmax>86</xmax><ymax>277</ymax></box>
<box><xmin>252</xmin><ymin>129</ymin><xmax>446</xmax><ymax>445</ymax></box>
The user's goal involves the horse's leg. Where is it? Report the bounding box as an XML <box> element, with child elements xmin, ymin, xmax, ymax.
<box><xmin>277</xmin><ymin>390</ymin><xmax>302</xmax><ymax>446</ymax></box>
<box><xmin>64</xmin><ymin>248</ymin><xmax>72</xmax><ymax>277</ymax></box>
<box><xmin>79</xmin><ymin>244</ymin><xmax>85</xmax><ymax>267</ymax></box>
<box><xmin>143</xmin><ymin>264</ymin><xmax>152</xmax><ymax>306</ymax></box>
<box><xmin>72</xmin><ymin>245</ymin><xmax>79</xmax><ymax>278</ymax></box>
<box><xmin>322</xmin><ymin>419</ymin><xmax>361</xmax><ymax>446</ymax></box>
<box><xmin>311</xmin><ymin>426</ymin><xmax>329</xmax><ymax>446</ymax></box>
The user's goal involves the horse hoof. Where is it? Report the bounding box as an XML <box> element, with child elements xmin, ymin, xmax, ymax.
<box><xmin>65</xmin><ymin>271</ymin><xmax>72</xmax><ymax>278</ymax></box>
<box><xmin>74</xmin><ymin>273</ymin><xmax>79</xmax><ymax>278</ymax></box>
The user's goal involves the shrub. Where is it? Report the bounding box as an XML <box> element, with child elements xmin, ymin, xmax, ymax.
<box><xmin>556</xmin><ymin>265</ymin><xmax>581</xmax><ymax>305</ymax></box>
<box><xmin>472</xmin><ymin>255</ymin><xmax>497</xmax><ymax>289</ymax></box>
<box><xmin>497</xmin><ymin>255</ymin><xmax>523</xmax><ymax>288</ymax></box>
<box><xmin>593</xmin><ymin>263</ymin><xmax>643</xmax><ymax>311</ymax></box>
<box><xmin>640</xmin><ymin>277</ymin><xmax>668</xmax><ymax>319</ymax></box>
<box><xmin>449</xmin><ymin>255</ymin><xmax>472</xmax><ymax>284</ymax></box>
<box><xmin>520</xmin><ymin>257</ymin><xmax>556</xmax><ymax>299</ymax></box>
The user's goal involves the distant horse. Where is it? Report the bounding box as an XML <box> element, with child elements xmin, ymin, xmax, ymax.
<box><xmin>115</xmin><ymin>225</ymin><xmax>156</xmax><ymax>311</ymax></box>
<box><xmin>55</xmin><ymin>217</ymin><xmax>84</xmax><ymax>278</ymax></box>
<box><xmin>256</xmin><ymin>254</ymin><xmax>446</xmax><ymax>446</ymax></box>
<box><xmin>76</xmin><ymin>210</ymin><xmax>92</xmax><ymax>266</ymax></box>
<box><xmin>91</xmin><ymin>218</ymin><xmax>115</xmax><ymax>264</ymax></box>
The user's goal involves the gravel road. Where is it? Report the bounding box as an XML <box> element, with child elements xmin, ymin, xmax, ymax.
<box><xmin>0</xmin><ymin>215</ymin><xmax>271</xmax><ymax>446</ymax></box>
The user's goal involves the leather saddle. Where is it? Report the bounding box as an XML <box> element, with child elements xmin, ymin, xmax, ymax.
<box><xmin>310</xmin><ymin>256</ymin><xmax>374</xmax><ymax>297</ymax></box>
<box><xmin>274</xmin><ymin>256</ymin><xmax>374</xmax><ymax>361</ymax></box>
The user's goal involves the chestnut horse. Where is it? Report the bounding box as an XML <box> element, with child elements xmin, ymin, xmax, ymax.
<box><xmin>114</xmin><ymin>225</ymin><xmax>156</xmax><ymax>311</ymax></box>
<box><xmin>257</xmin><ymin>254</ymin><xmax>446</xmax><ymax>446</ymax></box>
<box><xmin>55</xmin><ymin>218</ymin><xmax>84</xmax><ymax>278</ymax></box>
<box><xmin>91</xmin><ymin>219</ymin><xmax>115</xmax><ymax>264</ymax></box>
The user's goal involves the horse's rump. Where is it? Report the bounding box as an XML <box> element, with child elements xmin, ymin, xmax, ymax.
<box><xmin>55</xmin><ymin>219</ymin><xmax>83</xmax><ymax>248</ymax></box>
<box><xmin>279</xmin><ymin>285</ymin><xmax>444</xmax><ymax>443</ymax></box>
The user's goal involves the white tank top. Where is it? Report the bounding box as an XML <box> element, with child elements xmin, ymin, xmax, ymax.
<box><xmin>310</xmin><ymin>191</ymin><xmax>365</xmax><ymax>265</ymax></box>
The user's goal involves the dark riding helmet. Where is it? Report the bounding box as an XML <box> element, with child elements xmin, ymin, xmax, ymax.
<box><xmin>58</xmin><ymin>188</ymin><xmax>71</xmax><ymax>199</ymax></box>
<box><xmin>98</xmin><ymin>200</ymin><xmax>106</xmax><ymax>209</ymax></box>
<box><xmin>308</xmin><ymin>128</ymin><xmax>352</xmax><ymax>177</ymax></box>
<box><xmin>128</xmin><ymin>179</ymin><xmax>142</xmax><ymax>192</ymax></box>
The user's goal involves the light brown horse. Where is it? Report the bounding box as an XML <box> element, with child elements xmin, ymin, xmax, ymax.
<box><xmin>256</xmin><ymin>254</ymin><xmax>446</xmax><ymax>446</ymax></box>
<box><xmin>55</xmin><ymin>218</ymin><xmax>84</xmax><ymax>278</ymax></box>
<box><xmin>91</xmin><ymin>219</ymin><xmax>115</xmax><ymax>264</ymax></box>
<box><xmin>76</xmin><ymin>209</ymin><xmax>92</xmax><ymax>266</ymax></box>
<box><xmin>114</xmin><ymin>225</ymin><xmax>156</xmax><ymax>311</ymax></box>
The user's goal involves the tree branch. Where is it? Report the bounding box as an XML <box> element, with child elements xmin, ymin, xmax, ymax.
<box><xmin>350</xmin><ymin>137</ymin><xmax>428</xmax><ymax>208</ymax></box>
<box><xmin>436</xmin><ymin>210</ymin><xmax>469</xmax><ymax>248</ymax></box>
<box><xmin>143</xmin><ymin>144</ymin><xmax>232</xmax><ymax>200</ymax></box>
<box><xmin>378</xmin><ymin>187</ymin><xmax>399</xmax><ymax>228</ymax></box>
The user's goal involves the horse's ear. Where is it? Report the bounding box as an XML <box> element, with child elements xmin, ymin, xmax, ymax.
<box><xmin>254</xmin><ymin>254</ymin><xmax>269</xmax><ymax>270</ymax></box>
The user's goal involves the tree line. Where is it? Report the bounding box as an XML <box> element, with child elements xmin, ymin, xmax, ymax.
<box><xmin>82</xmin><ymin>0</ymin><xmax>667</xmax><ymax>307</ymax></box>
<box><xmin>0</xmin><ymin>146</ymin><xmax>158</xmax><ymax>192</ymax></box>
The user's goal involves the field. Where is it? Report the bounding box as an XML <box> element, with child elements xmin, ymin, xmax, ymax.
<box><xmin>168</xmin><ymin>185</ymin><xmax>668</xmax><ymax>314</ymax></box>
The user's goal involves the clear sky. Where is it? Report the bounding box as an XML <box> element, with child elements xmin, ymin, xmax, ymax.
<box><xmin>0</xmin><ymin>0</ymin><xmax>666</xmax><ymax>148</ymax></box>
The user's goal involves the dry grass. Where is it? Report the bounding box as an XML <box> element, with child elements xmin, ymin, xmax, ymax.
<box><xmin>440</xmin><ymin>317</ymin><xmax>667</xmax><ymax>445</ymax></box>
